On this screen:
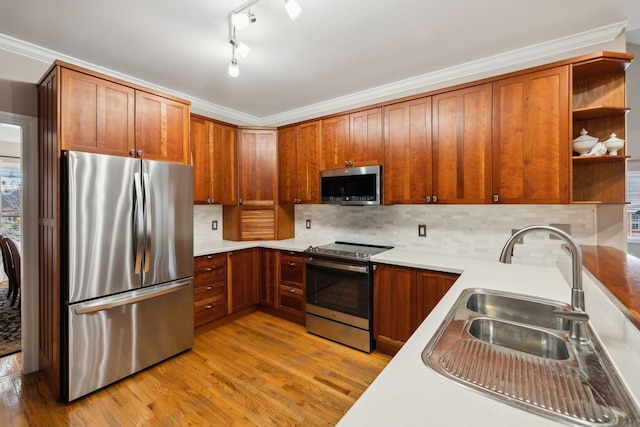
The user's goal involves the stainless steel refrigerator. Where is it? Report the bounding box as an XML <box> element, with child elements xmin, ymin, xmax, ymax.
<box><xmin>61</xmin><ymin>150</ymin><xmax>194</xmax><ymax>401</ymax></box>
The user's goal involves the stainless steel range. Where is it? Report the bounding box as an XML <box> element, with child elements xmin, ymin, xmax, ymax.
<box><xmin>304</xmin><ymin>241</ymin><xmax>393</xmax><ymax>352</ymax></box>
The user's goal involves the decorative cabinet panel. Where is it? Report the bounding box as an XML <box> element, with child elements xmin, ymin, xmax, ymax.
<box><xmin>373</xmin><ymin>264</ymin><xmax>458</xmax><ymax>355</ymax></box>
<box><xmin>259</xmin><ymin>248</ymin><xmax>278</xmax><ymax>308</ymax></box>
<box><xmin>194</xmin><ymin>254</ymin><xmax>228</xmax><ymax>327</ymax></box>
<box><xmin>229</xmin><ymin>248</ymin><xmax>259</xmax><ymax>313</ymax></box>
<box><xmin>60</xmin><ymin>67</ymin><xmax>135</xmax><ymax>156</ymax></box>
<box><xmin>321</xmin><ymin>108</ymin><xmax>382</xmax><ymax>170</ymax></box>
<box><xmin>190</xmin><ymin>115</ymin><xmax>238</xmax><ymax>205</ymax></box>
<box><xmin>237</xmin><ymin>128</ymin><xmax>278</xmax><ymax>205</ymax></box>
<box><xmin>278</xmin><ymin>121</ymin><xmax>321</xmax><ymax>204</ymax></box>
<box><xmin>492</xmin><ymin>66</ymin><xmax>570</xmax><ymax>204</ymax></box>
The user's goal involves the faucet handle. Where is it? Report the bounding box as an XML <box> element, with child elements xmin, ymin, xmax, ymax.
<box><xmin>554</xmin><ymin>309</ymin><xmax>590</xmax><ymax>343</ymax></box>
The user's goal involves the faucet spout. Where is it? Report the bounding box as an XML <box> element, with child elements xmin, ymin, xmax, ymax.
<box><xmin>499</xmin><ymin>225</ymin><xmax>588</xmax><ymax>342</ymax></box>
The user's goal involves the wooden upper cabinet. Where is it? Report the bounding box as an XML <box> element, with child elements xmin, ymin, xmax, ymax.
<box><xmin>135</xmin><ymin>91</ymin><xmax>190</xmax><ymax>164</ymax></box>
<box><xmin>190</xmin><ymin>116</ymin><xmax>238</xmax><ymax>205</ymax></box>
<box><xmin>321</xmin><ymin>108</ymin><xmax>383</xmax><ymax>170</ymax></box>
<box><xmin>278</xmin><ymin>126</ymin><xmax>298</xmax><ymax>204</ymax></box>
<box><xmin>493</xmin><ymin>66</ymin><xmax>570</xmax><ymax>204</ymax></box>
<box><xmin>295</xmin><ymin>121</ymin><xmax>321</xmax><ymax>203</ymax></box>
<box><xmin>432</xmin><ymin>83</ymin><xmax>492</xmax><ymax>204</ymax></box>
<box><xmin>60</xmin><ymin>67</ymin><xmax>135</xmax><ymax>156</ymax></box>
<box><xmin>321</xmin><ymin>114</ymin><xmax>349</xmax><ymax>170</ymax></box>
<box><xmin>238</xmin><ymin>128</ymin><xmax>277</xmax><ymax>205</ymax></box>
<box><xmin>349</xmin><ymin>107</ymin><xmax>383</xmax><ymax>167</ymax></box>
<box><xmin>383</xmin><ymin>97</ymin><xmax>432</xmax><ymax>204</ymax></box>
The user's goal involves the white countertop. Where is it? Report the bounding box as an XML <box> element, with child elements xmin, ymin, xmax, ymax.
<box><xmin>194</xmin><ymin>240</ymin><xmax>640</xmax><ymax>426</ymax></box>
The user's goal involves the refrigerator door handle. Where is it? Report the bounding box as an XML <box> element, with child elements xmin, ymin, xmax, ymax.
<box><xmin>74</xmin><ymin>279</ymin><xmax>192</xmax><ymax>315</ymax></box>
<box><xmin>142</xmin><ymin>172</ymin><xmax>152</xmax><ymax>273</ymax></box>
<box><xmin>133</xmin><ymin>172</ymin><xmax>144</xmax><ymax>274</ymax></box>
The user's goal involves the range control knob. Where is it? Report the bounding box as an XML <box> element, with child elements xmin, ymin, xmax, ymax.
<box><xmin>361</xmin><ymin>252</ymin><xmax>369</xmax><ymax>258</ymax></box>
<box><xmin>307</xmin><ymin>245</ymin><xmax>319</xmax><ymax>252</ymax></box>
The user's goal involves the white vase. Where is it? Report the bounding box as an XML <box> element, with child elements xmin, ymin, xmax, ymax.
<box><xmin>604</xmin><ymin>133</ymin><xmax>625</xmax><ymax>156</ymax></box>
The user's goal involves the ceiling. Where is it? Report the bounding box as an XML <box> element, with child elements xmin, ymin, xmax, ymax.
<box><xmin>1</xmin><ymin>0</ymin><xmax>640</xmax><ymax>126</ymax></box>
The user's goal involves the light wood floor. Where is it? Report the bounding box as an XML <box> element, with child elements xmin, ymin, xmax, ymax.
<box><xmin>0</xmin><ymin>311</ymin><xmax>391</xmax><ymax>426</ymax></box>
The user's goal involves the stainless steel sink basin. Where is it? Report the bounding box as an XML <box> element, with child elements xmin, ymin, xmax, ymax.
<box><xmin>422</xmin><ymin>288</ymin><xmax>640</xmax><ymax>426</ymax></box>
<box><xmin>468</xmin><ymin>318</ymin><xmax>570</xmax><ymax>360</ymax></box>
<box><xmin>466</xmin><ymin>292</ymin><xmax>570</xmax><ymax>331</ymax></box>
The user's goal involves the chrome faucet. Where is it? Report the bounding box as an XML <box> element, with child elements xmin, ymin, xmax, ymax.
<box><xmin>499</xmin><ymin>225</ymin><xmax>589</xmax><ymax>342</ymax></box>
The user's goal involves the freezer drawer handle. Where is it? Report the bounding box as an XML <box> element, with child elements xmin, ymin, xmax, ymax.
<box><xmin>75</xmin><ymin>280</ymin><xmax>191</xmax><ymax>315</ymax></box>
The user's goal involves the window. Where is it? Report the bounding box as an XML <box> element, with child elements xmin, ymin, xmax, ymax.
<box><xmin>627</xmin><ymin>171</ymin><xmax>640</xmax><ymax>241</ymax></box>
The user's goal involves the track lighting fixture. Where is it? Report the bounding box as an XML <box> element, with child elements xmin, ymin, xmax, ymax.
<box><xmin>227</xmin><ymin>0</ymin><xmax>303</xmax><ymax>77</ymax></box>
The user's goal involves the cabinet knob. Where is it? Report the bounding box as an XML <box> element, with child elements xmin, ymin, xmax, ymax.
<box><xmin>129</xmin><ymin>149</ymin><xmax>136</xmax><ymax>156</ymax></box>
<box><xmin>493</xmin><ymin>194</ymin><xmax>499</xmax><ymax>203</ymax></box>
<box><xmin>210</xmin><ymin>198</ymin><xmax>215</xmax><ymax>204</ymax></box>
<box><xmin>426</xmin><ymin>196</ymin><xmax>431</xmax><ymax>203</ymax></box>
<box><xmin>137</xmin><ymin>150</ymin><xmax>143</xmax><ymax>157</ymax></box>
<box><xmin>432</xmin><ymin>195</ymin><xmax>438</xmax><ymax>203</ymax></box>
<box><xmin>344</xmin><ymin>160</ymin><xmax>349</xmax><ymax>166</ymax></box>
<box><xmin>238</xmin><ymin>198</ymin><xmax>243</xmax><ymax>205</ymax></box>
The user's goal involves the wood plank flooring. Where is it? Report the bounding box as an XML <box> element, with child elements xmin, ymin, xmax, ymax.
<box><xmin>0</xmin><ymin>311</ymin><xmax>391</xmax><ymax>426</ymax></box>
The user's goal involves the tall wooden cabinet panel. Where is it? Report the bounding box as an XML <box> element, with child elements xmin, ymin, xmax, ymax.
<box><xmin>259</xmin><ymin>248</ymin><xmax>278</xmax><ymax>308</ymax></box>
<box><xmin>60</xmin><ymin>68</ymin><xmax>135</xmax><ymax>156</ymax></box>
<box><xmin>278</xmin><ymin>121</ymin><xmax>321</xmax><ymax>204</ymax></box>
<box><xmin>229</xmin><ymin>248</ymin><xmax>259</xmax><ymax>313</ymax></box>
<box><xmin>374</xmin><ymin>264</ymin><xmax>458</xmax><ymax>355</ymax></box>
<box><xmin>135</xmin><ymin>91</ymin><xmax>190</xmax><ymax>164</ymax></box>
<box><xmin>492</xmin><ymin>66</ymin><xmax>570</xmax><ymax>203</ymax></box>
<box><xmin>349</xmin><ymin>107</ymin><xmax>383</xmax><ymax>167</ymax></box>
<box><xmin>321</xmin><ymin>114</ymin><xmax>350</xmax><ymax>170</ymax></box>
<box><xmin>383</xmin><ymin>97</ymin><xmax>432</xmax><ymax>204</ymax></box>
<box><xmin>190</xmin><ymin>115</ymin><xmax>237</xmax><ymax>204</ymax></box>
<box><xmin>238</xmin><ymin>128</ymin><xmax>278</xmax><ymax>205</ymax></box>
<box><xmin>432</xmin><ymin>84</ymin><xmax>492</xmax><ymax>204</ymax></box>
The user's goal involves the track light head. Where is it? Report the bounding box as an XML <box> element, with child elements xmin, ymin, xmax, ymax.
<box><xmin>230</xmin><ymin>38</ymin><xmax>251</xmax><ymax>58</ymax></box>
<box><xmin>228</xmin><ymin>57</ymin><xmax>239</xmax><ymax>77</ymax></box>
<box><xmin>231</xmin><ymin>11</ymin><xmax>256</xmax><ymax>29</ymax></box>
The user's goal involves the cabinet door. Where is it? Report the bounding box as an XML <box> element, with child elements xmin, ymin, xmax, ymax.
<box><xmin>259</xmin><ymin>249</ymin><xmax>278</xmax><ymax>307</ymax></box>
<box><xmin>414</xmin><ymin>271</ymin><xmax>457</xmax><ymax>328</ymax></box>
<box><xmin>383</xmin><ymin>97</ymin><xmax>432</xmax><ymax>204</ymax></box>
<box><xmin>493</xmin><ymin>66</ymin><xmax>570</xmax><ymax>203</ymax></box>
<box><xmin>349</xmin><ymin>107</ymin><xmax>383</xmax><ymax>167</ymax></box>
<box><xmin>278</xmin><ymin>126</ymin><xmax>298</xmax><ymax>204</ymax></box>
<box><xmin>211</xmin><ymin>122</ymin><xmax>238</xmax><ymax>205</ymax></box>
<box><xmin>190</xmin><ymin>116</ymin><xmax>212</xmax><ymax>204</ymax></box>
<box><xmin>238</xmin><ymin>129</ymin><xmax>277</xmax><ymax>205</ymax></box>
<box><xmin>60</xmin><ymin>68</ymin><xmax>135</xmax><ymax>156</ymax></box>
<box><xmin>321</xmin><ymin>115</ymin><xmax>349</xmax><ymax>170</ymax></box>
<box><xmin>229</xmin><ymin>248</ymin><xmax>258</xmax><ymax>313</ymax></box>
<box><xmin>432</xmin><ymin>84</ymin><xmax>492</xmax><ymax>204</ymax></box>
<box><xmin>373</xmin><ymin>264</ymin><xmax>415</xmax><ymax>353</ymax></box>
<box><xmin>135</xmin><ymin>91</ymin><xmax>190</xmax><ymax>164</ymax></box>
<box><xmin>296</xmin><ymin>121</ymin><xmax>321</xmax><ymax>203</ymax></box>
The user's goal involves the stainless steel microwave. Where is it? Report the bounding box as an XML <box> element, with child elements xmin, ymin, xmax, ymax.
<box><xmin>320</xmin><ymin>165</ymin><xmax>382</xmax><ymax>205</ymax></box>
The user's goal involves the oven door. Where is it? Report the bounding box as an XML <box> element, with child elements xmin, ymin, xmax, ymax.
<box><xmin>305</xmin><ymin>256</ymin><xmax>371</xmax><ymax>320</ymax></box>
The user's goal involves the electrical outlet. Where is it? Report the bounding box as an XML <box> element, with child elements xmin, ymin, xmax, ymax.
<box><xmin>549</xmin><ymin>223</ymin><xmax>571</xmax><ymax>240</ymax></box>
<box><xmin>212</xmin><ymin>220</ymin><xmax>218</xmax><ymax>230</ymax></box>
<box><xmin>511</xmin><ymin>229</ymin><xmax>523</xmax><ymax>244</ymax></box>
<box><xmin>418</xmin><ymin>224</ymin><xmax>427</xmax><ymax>237</ymax></box>
<box><xmin>306</xmin><ymin>219</ymin><xmax>311</xmax><ymax>229</ymax></box>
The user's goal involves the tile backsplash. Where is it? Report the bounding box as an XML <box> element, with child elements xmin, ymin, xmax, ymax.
<box><xmin>194</xmin><ymin>204</ymin><xmax>597</xmax><ymax>266</ymax></box>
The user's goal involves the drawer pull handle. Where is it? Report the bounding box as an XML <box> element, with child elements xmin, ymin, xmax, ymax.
<box><xmin>206</xmin><ymin>286</ymin><xmax>213</xmax><ymax>290</ymax></box>
<box><xmin>205</xmin><ymin>267</ymin><xmax>213</xmax><ymax>271</ymax></box>
<box><xmin>288</xmin><ymin>262</ymin><xmax>296</xmax><ymax>266</ymax></box>
<box><xmin>205</xmin><ymin>304</ymin><xmax>215</xmax><ymax>309</ymax></box>
<box><xmin>289</xmin><ymin>289</ymin><xmax>295</xmax><ymax>293</ymax></box>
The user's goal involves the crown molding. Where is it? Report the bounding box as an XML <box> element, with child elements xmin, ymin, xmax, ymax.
<box><xmin>0</xmin><ymin>20</ymin><xmax>628</xmax><ymax>127</ymax></box>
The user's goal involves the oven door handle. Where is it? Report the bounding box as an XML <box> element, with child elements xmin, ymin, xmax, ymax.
<box><xmin>306</xmin><ymin>257</ymin><xmax>369</xmax><ymax>274</ymax></box>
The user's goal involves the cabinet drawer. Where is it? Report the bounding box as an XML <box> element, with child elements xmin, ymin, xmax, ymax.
<box><xmin>194</xmin><ymin>280</ymin><xmax>226</xmax><ymax>301</ymax></box>
<box><xmin>194</xmin><ymin>264</ymin><xmax>227</xmax><ymax>286</ymax></box>
<box><xmin>194</xmin><ymin>253</ymin><xmax>226</xmax><ymax>268</ymax></box>
<box><xmin>194</xmin><ymin>293</ymin><xmax>227</xmax><ymax>326</ymax></box>
<box><xmin>279</xmin><ymin>284</ymin><xmax>305</xmax><ymax>314</ymax></box>
<box><xmin>280</xmin><ymin>253</ymin><xmax>304</xmax><ymax>286</ymax></box>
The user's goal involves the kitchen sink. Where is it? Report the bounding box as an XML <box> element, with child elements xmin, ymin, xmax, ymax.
<box><xmin>422</xmin><ymin>288</ymin><xmax>640</xmax><ymax>426</ymax></box>
<box><xmin>468</xmin><ymin>318</ymin><xmax>570</xmax><ymax>360</ymax></box>
<box><xmin>466</xmin><ymin>292</ymin><xmax>570</xmax><ymax>331</ymax></box>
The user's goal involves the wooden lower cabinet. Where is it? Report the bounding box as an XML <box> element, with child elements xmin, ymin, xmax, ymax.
<box><xmin>194</xmin><ymin>253</ymin><xmax>228</xmax><ymax>327</ymax></box>
<box><xmin>277</xmin><ymin>251</ymin><xmax>306</xmax><ymax>320</ymax></box>
<box><xmin>229</xmin><ymin>248</ymin><xmax>259</xmax><ymax>313</ymax></box>
<box><xmin>373</xmin><ymin>264</ymin><xmax>458</xmax><ymax>355</ymax></box>
<box><xmin>259</xmin><ymin>248</ymin><xmax>278</xmax><ymax>307</ymax></box>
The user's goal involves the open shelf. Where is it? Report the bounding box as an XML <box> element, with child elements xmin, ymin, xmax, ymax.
<box><xmin>572</xmin><ymin>106</ymin><xmax>630</xmax><ymax>121</ymax></box>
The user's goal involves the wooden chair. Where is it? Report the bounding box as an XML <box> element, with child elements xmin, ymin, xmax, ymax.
<box><xmin>0</xmin><ymin>236</ymin><xmax>15</xmax><ymax>302</ymax></box>
<box><xmin>2</xmin><ymin>237</ymin><xmax>20</xmax><ymax>307</ymax></box>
